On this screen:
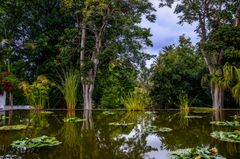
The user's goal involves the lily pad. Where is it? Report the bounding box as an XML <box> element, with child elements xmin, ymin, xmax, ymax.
<box><xmin>210</xmin><ymin>131</ymin><xmax>240</xmax><ymax>143</ymax></box>
<box><xmin>11</xmin><ymin>135</ymin><xmax>62</xmax><ymax>149</ymax></box>
<box><xmin>230</xmin><ymin>115</ymin><xmax>240</xmax><ymax>119</ymax></box>
<box><xmin>0</xmin><ymin>125</ymin><xmax>30</xmax><ymax>131</ymax></box>
<box><xmin>63</xmin><ymin>117</ymin><xmax>86</xmax><ymax>123</ymax></box>
<box><xmin>210</xmin><ymin>121</ymin><xmax>240</xmax><ymax>127</ymax></box>
<box><xmin>190</xmin><ymin>107</ymin><xmax>216</xmax><ymax>113</ymax></box>
<box><xmin>108</xmin><ymin>122</ymin><xmax>134</xmax><ymax>126</ymax></box>
<box><xmin>169</xmin><ymin>147</ymin><xmax>226</xmax><ymax>159</ymax></box>
<box><xmin>40</xmin><ymin>111</ymin><xmax>54</xmax><ymax>115</ymax></box>
<box><xmin>145</xmin><ymin>126</ymin><xmax>172</xmax><ymax>133</ymax></box>
<box><xmin>184</xmin><ymin>115</ymin><xmax>203</xmax><ymax>119</ymax></box>
<box><xmin>102</xmin><ymin>111</ymin><xmax>116</xmax><ymax>115</ymax></box>
<box><xmin>145</xmin><ymin>111</ymin><xmax>153</xmax><ymax>115</ymax></box>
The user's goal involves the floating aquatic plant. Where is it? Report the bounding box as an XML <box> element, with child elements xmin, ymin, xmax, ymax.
<box><xmin>210</xmin><ymin>131</ymin><xmax>240</xmax><ymax>143</ymax></box>
<box><xmin>108</xmin><ymin>122</ymin><xmax>134</xmax><ymax>126</ymax></box>
<box><xmin>145</xmin><ymin>126</ymin><xmax>172</xmax><ymax>133</ymax></box>
<box><xmin>102</xmin><ymin>111</ymin><xmax>116</xmax><ymax>115</ymax></box>
<box><xmin>210</xmin><ymin>121</ymin><xmax>240</xmax><ymax>127</ymax></box>
<box><xmin>184</xmin><ymin>115</ymin><xmax>203</xmax><ymax>119</ymax></box>
<box><xmin>40</xmin><ymin>111</ymin><xmax>54</xmax><ymax>115</ymax></box>
<box><xmin>0</xmin><ymin>125</ymin><xmax>30</xmax><ymax>131</ymax></box>
<box><xmin>190</xmin><ymin>107</ymin><xmax>216</xmax><ymax>114</ymax></box>
<box><xmin>145</xmin><ymin>111</ymin><xmax>155</xmax><ymax>115</ymax></box>
<box><xmin>63</xmin><ymin>117</ymin><xmax>86</xmax><ymax>123</ymax></box>
<box><xmin>230</xmin><ymin>115</ymin><xmax>240</xmax><ymax>119</ymax></box>
<box><xmin>169</xmin><ymin>147</ymin><xmax>226</xmax><ymax>159</ymax></box>
<box><xmin>11</xmin><ymin>135</ymin><xmax>62</xmax><ymax>149</ymax></box>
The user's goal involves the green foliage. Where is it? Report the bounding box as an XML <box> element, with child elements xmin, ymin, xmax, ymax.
<box><xmin>11</xmin><ymin>136</ymin><xmax>62</xmax><ymax>149</ymax></box>
<box><xmin>1</xmin><ymin>0</ymin><xmax>156</xmax><ymax>108</ymax></box>
<box><xmin>19</xmin><ymin>75</ymin><xmax>52</xmax><ymax>108</ymax></box>
<box><xmin>150</xmin><ymin>36</ymin><xmax>208</xmax><ymax>108</ymax></box>
<box><xmin>210</xmin><ymin>121</ymin><xmax>240</xmax><ymax>127</ymax></box>
<box><xmin>0</xmin><ymin>125</ymin><xmax>30</xmax><ymax>131</ymax></box>
<box><xmin>102</xmin><ymin>111</ymin><xmax>116</xmax><ymax>115</ymax></box>
<box><xmin>210</xmin><ymin>131</ymin><xmax>240</xmax><ymax>143</ymax></box>
<box><xmin>169</xmin><ymin>147</ymin><xmax>226</xmax><ymax>159</ymax></box>
<box><xmin>0</xmin><ymin>0</ymin><xmax>73</xmax><ymax>81</ymax></box>
<box><xmin>0</xmin><ymin>115</ymin><xmax>8</xmax><ymax>120</ymax></box>
<box><xmin>178</xmin><ymin>92</ymin><xmax>189</xmax><ymax>110</ymax></box>
<box><xmin>204</xmin><ymin>26</ymin><xmax>240</xmax><ymax>106</ymax></box>
<box><xmin>232</xmin><ymin>83</ymin><xmax>240</xmax><ymax>105</ymax></box>
<box><xmin>231</xmin><ymin>114</ymin><xmax>240</xmax><ymax>119</ymax></box>
<box><xmin>63</xmin><ymin>117</ymin><xmax>86</xmax><ymax>123</ymax></box>
<box><xmin>184</xmin><ymin>116</ymin><xmax>202</xmax><ymax>119</ymax></box>
<box><xmin>121</xmin><ymin>87</ymin><xmax>151</xmax><ymax>111</ymax></box>
<box><xmin>95</xmin><ymin>60</ymin><xmax>136</xmax><ymax>108</ymax></box>
<box><xmin>30</xmin><ymin>111</ymin><xmax>50</xmax><ymax>130</ymax></box>
<box><xmin>40</xmin><ymin>111</ymin><xmax>54</xmax><ymax>115</ymax></box>
<box><xmin>108</xmin><ymin>122</ymin><xmax>134</xmax><ymax>126</ymax></box>
<box><xmin>145</xmin><ymin>126</ymin><xmax>172</xmax><ymax>133</ymax></box>
<box><xmin>56</xmin><ymin>69</ymin><xmax>80</xmax><ymax>110</ymax></box>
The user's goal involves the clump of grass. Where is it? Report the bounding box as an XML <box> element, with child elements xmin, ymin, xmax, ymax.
<box><xmin>178</xmin><ymin>92</ymin><xmax>189</xmax><ymax>111</ymax></box>
<box><xmin>56</xmin><ymin>69</ymin><xmax>80</xmax><ymax>110</ymax></box>
<box><xmin>121</xmin><ymin>87</ymin><xmax>151</xmax><ymax>111</ymax></box>
<box><xmin>178</xmin><ymin>92</ymin><xmax>190</xmax><ymax>127</ymax></box>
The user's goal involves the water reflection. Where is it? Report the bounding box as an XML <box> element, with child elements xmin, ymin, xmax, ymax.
<box><xmin>0</xmin><ymin>110</ymin><xmax>240</xmax><ymax>159</ymax></box>
<box><xmin>56</xmin><ymin>110</ymin><xmax>82</xmax><ymax>159</ymax></box>
<box><xmin>179</xmin><ymin>109</ymin><xmax>189</xmax><ymax>128</ymax></box>
<box><xmin>82</xmin><ymin>110</ymin><xmax>93</xmax><ymax>130</ymax></box>
<box><xmin>212</xmin><ymin>109</ymin><xmax>224</xmax><ymax>121</ymax></box>
<box><xmin>66</xmin><ymin>110</ymin><xmax>75</xmax><ymax>118</ymax></box>
<box><xmin>29</xmin><ymin>110</ymin><xmax>49</xmax><ymax>132</ymax></box>
<box><xmin>8</xmin><ymin>110</ymin><xmax>13</xmax><ymax>125</ymax></box>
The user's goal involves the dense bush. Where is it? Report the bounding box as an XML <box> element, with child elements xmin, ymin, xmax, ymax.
<box><xmin>150</xmin><ymin>37</ymin><xmax>210</xmax><ymax>108</ymax></box>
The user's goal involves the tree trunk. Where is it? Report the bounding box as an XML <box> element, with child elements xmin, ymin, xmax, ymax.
<box><xmin>82</xmin><ymin>84</ymin><xmax>94</xmax><ymax>110</ymax></box>
<box><xmin>235</xmin><ymin>5</ymin><xmax>240</xmax><ymax>27</ymax></box>
<box><xmin>9</xmin><ymin>92</ymin><xmax>13</xmax><ymax>108</ymax></box>
<box><xmin>212</xmin><ymin>82</ymin><xmax>224</xmax><ymax>109</ymax></box>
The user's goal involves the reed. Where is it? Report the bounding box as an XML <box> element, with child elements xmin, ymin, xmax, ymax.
<box><xmin>56</xmin><ymin>69</ymin><xmax>80</xmax><ymax>110</ymax></box>
<box><xmin>121</xmin><ymin>88</ymin><xmax>151</xmax><ymax>111</ymax></box>
<box><xmin>178</xmin><ymin>92</ymin><xmax>189</xmax><ymax>111</ymax></box>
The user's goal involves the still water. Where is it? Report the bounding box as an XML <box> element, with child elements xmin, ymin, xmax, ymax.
<box><xmin>0</xmin><ymin>110</ymin><xmax>240</xmax><ymax>159</ymax></box>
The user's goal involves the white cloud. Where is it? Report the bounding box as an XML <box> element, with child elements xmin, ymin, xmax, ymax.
<box><xmin>140</xmin><ymin>1</ymin><xmax>199</xmax><ymax>58</ymax></box>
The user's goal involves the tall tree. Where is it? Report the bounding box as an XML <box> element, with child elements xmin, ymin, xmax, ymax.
<box><xmin>150</xmin><ymin>36</ymin><xmax>208</xmax><ymax>108</ymax></box>
<box><xmin>1</xmin><ymin>0</ymin><xmax>73</xmax><ymax>80</ymax></box>
<box><xmin>62</xmin><ymin>0</ymin><xmax>155</xmax><ymax>109</ymax></box>
<box><xmin>159</xmin><ymin>0</ymin><xmax>240</xmax><ymax>108</ymax></box>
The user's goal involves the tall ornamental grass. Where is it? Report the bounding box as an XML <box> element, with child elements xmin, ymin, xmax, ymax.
<box><xmin>121</xmin><ymin>87</ymin><xmax>151</xmax><ymax>111</ymax></box>
<box><xmin>178</xmin><ymin>92</ymin><xmax>189</xmax><ymax>111</ymax></box>
<box><xmin>56</xmin><ymin>69</ymin><xmax>80</xmax><ymax>110</ymax></box>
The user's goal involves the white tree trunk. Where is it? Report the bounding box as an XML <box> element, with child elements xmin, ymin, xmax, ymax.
<box><xmin>83</xmin><ymin>84</ymin><xmax>94</xmax><ymax>110</ymax></box>
<box><xmin>212</xmin><ymin>83</ymin><xmax>224</xmax><ymax>109</ymax></box>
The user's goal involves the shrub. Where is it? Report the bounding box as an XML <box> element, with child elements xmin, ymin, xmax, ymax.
<box><xmin>19</xmin><ymin>75</ymin><xmax>52</xmax><ymax>108</ymax></box>
<box><xmin>121</xmin><ymin>87</ymin><xmax>151</xmax><ymax>111</ymax></box>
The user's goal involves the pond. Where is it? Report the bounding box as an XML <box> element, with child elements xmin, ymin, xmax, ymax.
<box><xmin>0</xmin><ymin>109</ymin><xmax>240</xmax><ymax>159</ymax></box>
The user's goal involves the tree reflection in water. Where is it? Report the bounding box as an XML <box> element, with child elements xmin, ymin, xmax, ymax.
<box><xmin>0</xmin><ymin>110</ymin><xmax>239</xmax><ymax>158</ymax></box>
<box><xmin>212</xmin><ymin>109</ymin><xmax>224</xmax><ymax>121</ymax></box>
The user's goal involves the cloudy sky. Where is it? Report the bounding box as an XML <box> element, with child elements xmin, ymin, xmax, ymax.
<box><xmin>140</xmin><ymin>1</ymin><xmax>199</xmax><ymax>65</ymax></box>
